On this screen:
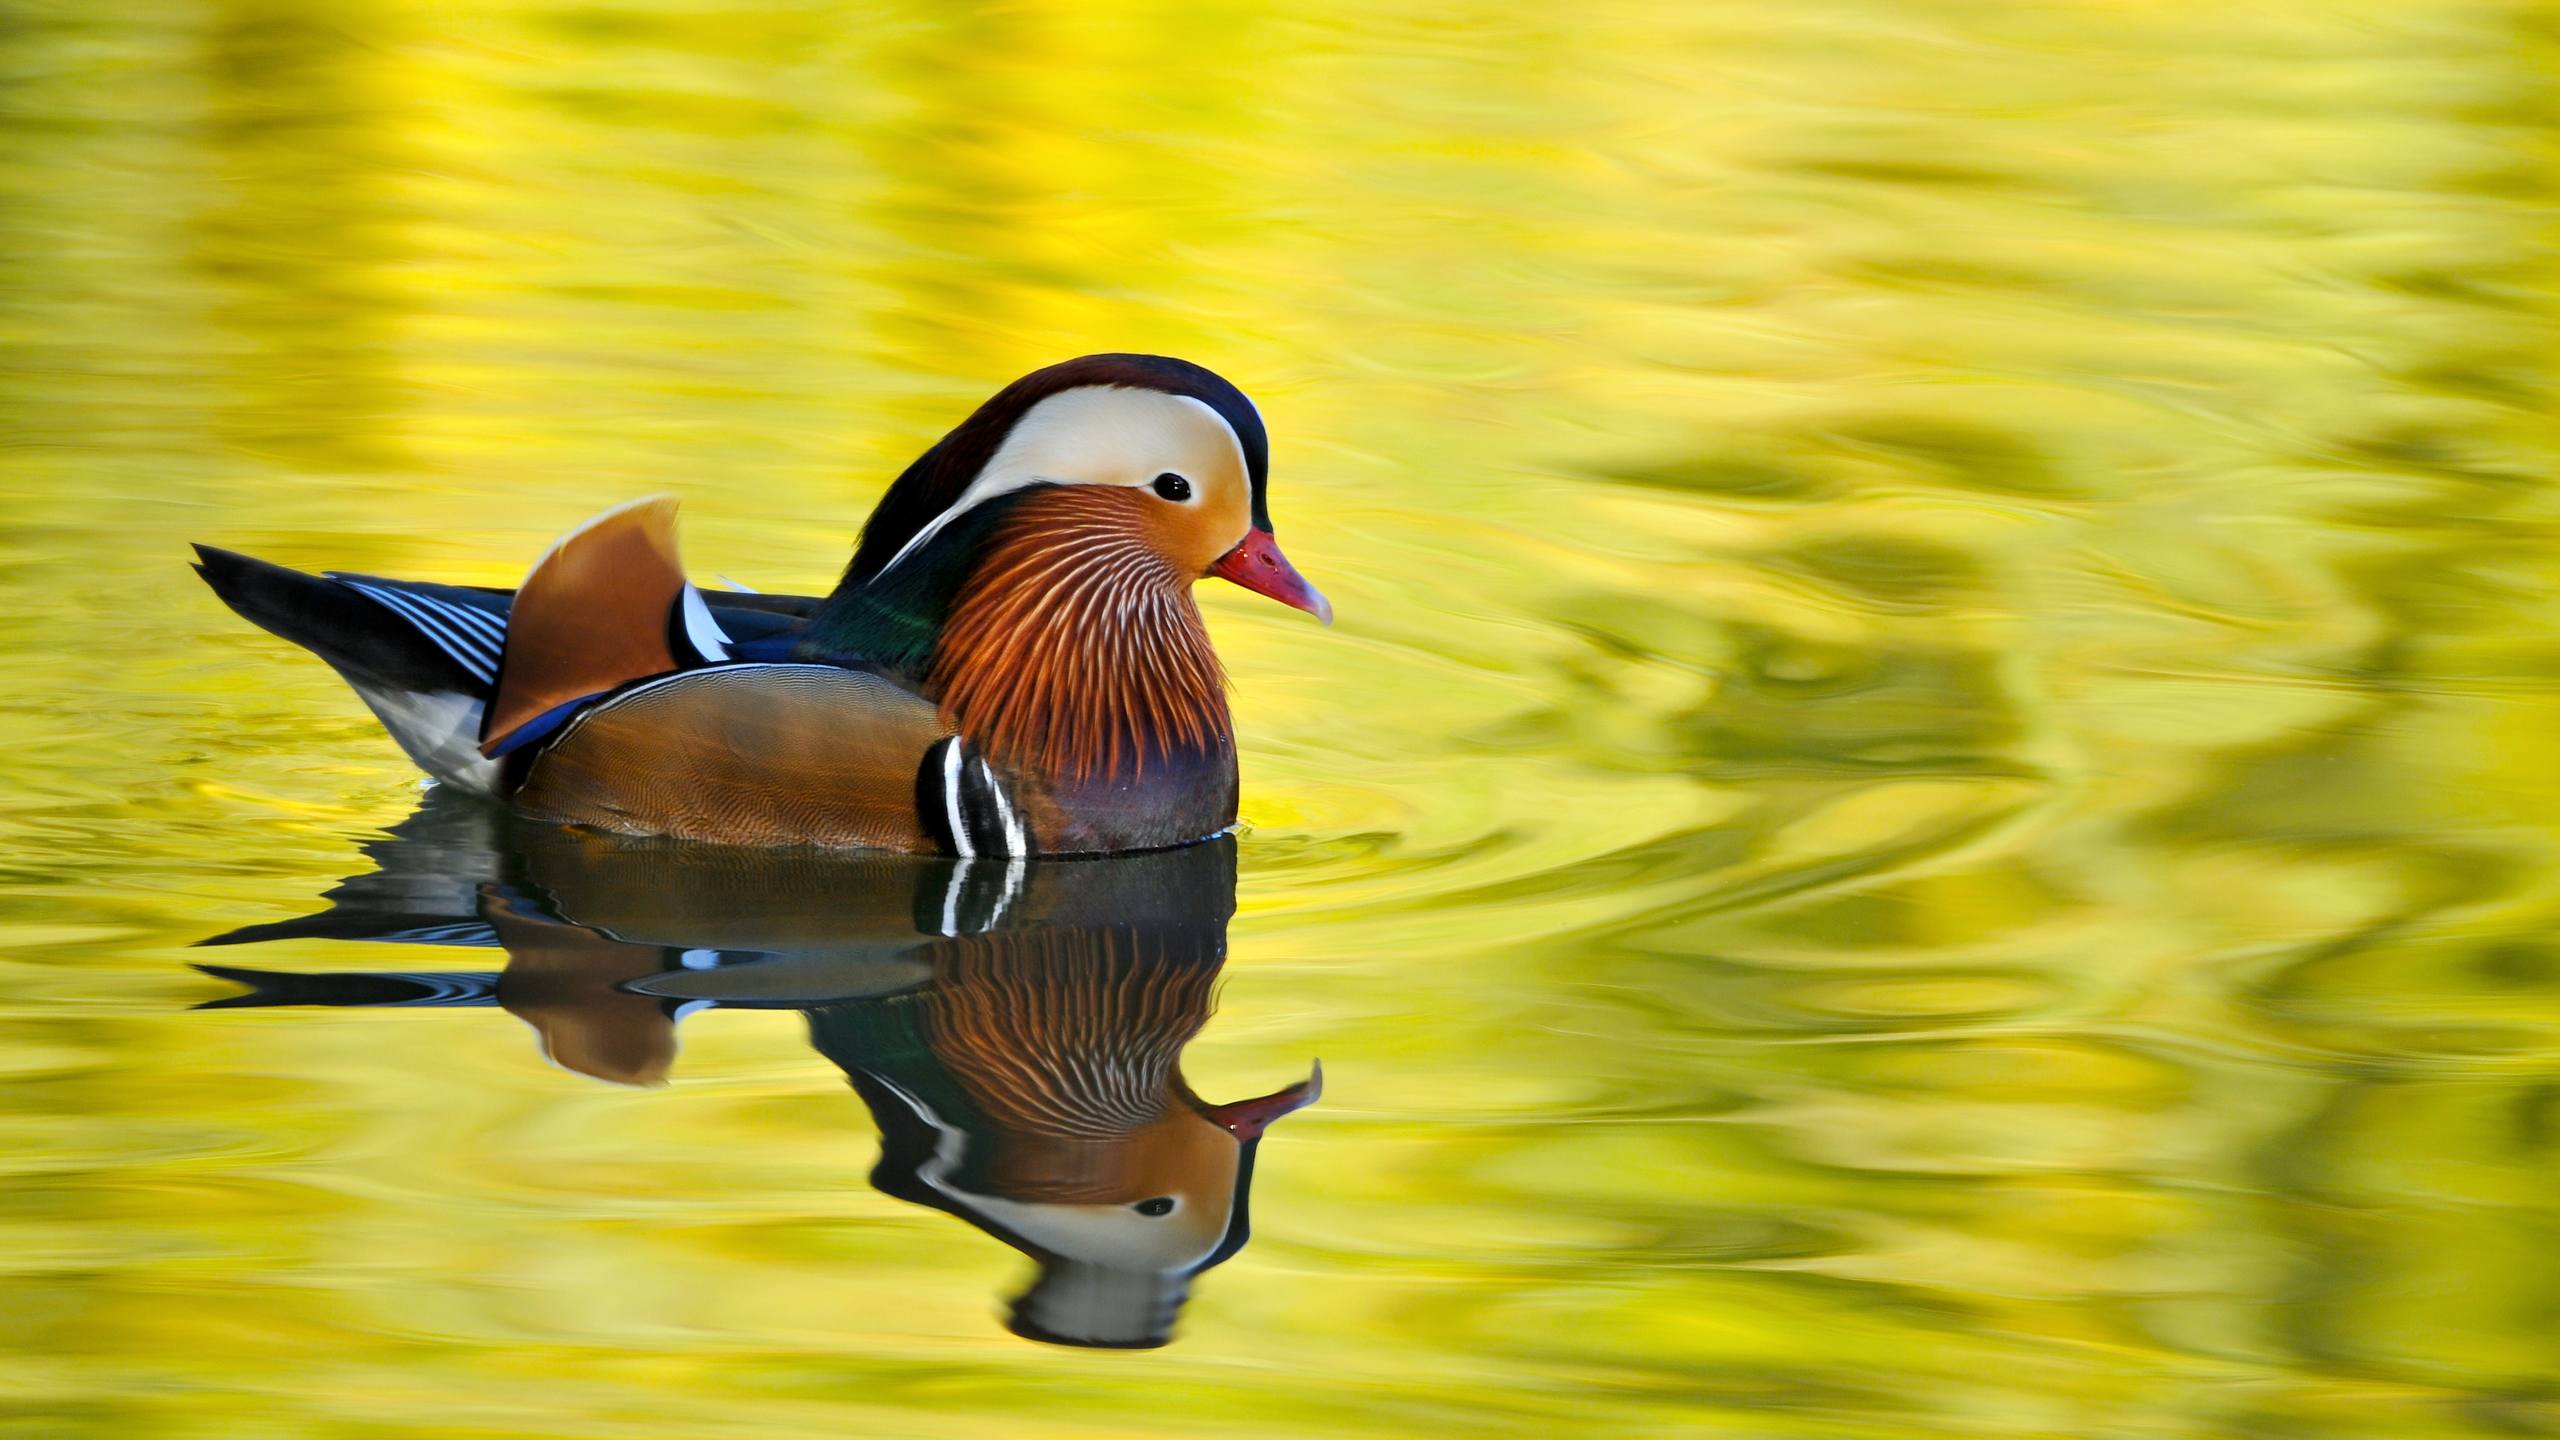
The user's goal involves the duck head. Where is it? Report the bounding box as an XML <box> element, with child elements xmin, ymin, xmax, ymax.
<box><xmin>842</xmin><ymin>354</ymin><xmax>1330</xmax><ymax>624</ymax></box>
<box><xmin>985</xmin><ymin>1065</ymin><xmax>1324</xmax><ymax>1350</ymax></box>
<box><xmin>854</xmin><ymin>1054</ymin><xmax>1323</xmax><ymax>1350</ymax></box>
<box><xmin>818</xmin><ymin>923</ymin><xmax>1320</xmax><ymax>1349</ymax></box>
<box><xmin>801</xmin><ymin>357</ymin><xmax>1330</xmax><ymax>786</ymax></box>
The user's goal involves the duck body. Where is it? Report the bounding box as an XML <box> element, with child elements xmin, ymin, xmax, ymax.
<box><xmin>496</xmin><ymin>659</ymin><xmax>1236</xmax><ymax>855</ymax></box>
<box><xmin>194</xmin><ymin>355</ymin><xmax>1328</xmax><ymax>856</ymax></box>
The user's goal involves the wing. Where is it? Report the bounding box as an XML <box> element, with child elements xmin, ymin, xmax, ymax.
<box><xmin>481</xmin><ymin>496</ymin><xmax>700</xmax><ymax>752</ymax></box>
<box><xmin>480</xmin><ymin>890</ymin><xmax>685</xmax><ymax>1087</ymax></box>
<box><xmin>193</xmin><ymin>533</ymin><xmax>818</xmax><ymax>794</ymax></box>
<box><xmin>510</xmin><ymin>662</ymin><xmax>954</xmax><ymax>850</ymax></box>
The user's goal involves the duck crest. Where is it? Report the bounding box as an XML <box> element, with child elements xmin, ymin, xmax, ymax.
<box><xmin>841</xmin><ymin>354</ymin><xmax>1274</xmax><ymax>592</ymax></box>
<box><xmin>794</xmin><ymin>496</ymin><xmax>1010</xmax><ymax>676</ymax></box>
<box><xmin>926</xmin><ymin>486</ymin><xmax>1231</xmax><ymax>786</ymax></box>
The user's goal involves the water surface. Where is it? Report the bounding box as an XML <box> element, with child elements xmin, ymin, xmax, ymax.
<box><xmin>4</xmin><ymin>1</ymin><xmax>2559</xmax><ymax>1436</ymax></box>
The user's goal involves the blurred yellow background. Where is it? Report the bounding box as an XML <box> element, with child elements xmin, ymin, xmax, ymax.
<box><xmin>3</xmin><ymin>0</ymin><xmax>2558</xmax><ymax>1436</ymax></box>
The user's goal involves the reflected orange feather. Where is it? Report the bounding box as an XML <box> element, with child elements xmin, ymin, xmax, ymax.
<box><xmin>921</xmin><ymin>929</ymin><xmax>1222</xmax><ymax>1204</ymax></box>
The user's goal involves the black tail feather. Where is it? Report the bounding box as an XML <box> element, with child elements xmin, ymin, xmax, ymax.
<box><xmin>192</xmin><ymin>544</ymin><xmax>484</xmax><ymax>696</ymax></box>
<box><xmin>191</xmin><ymin>963</ymin><xmax>503</xmax><ymax>1009</ymax></box>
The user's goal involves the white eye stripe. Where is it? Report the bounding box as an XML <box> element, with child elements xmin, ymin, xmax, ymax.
<box><xmin>1170</xmin><ymin>394</ymin><xmax>1252</xmax><ymax>484</ymax></box>
<box><xmin>873</xmin><ymin>384</ymin><xmax>1255</xmax><ymax>583</ymax></box>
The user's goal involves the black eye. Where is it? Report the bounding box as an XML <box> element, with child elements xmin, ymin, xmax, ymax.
<box><xmin>1133</xmin><ymin>1197</ymin><xmax>1176</xmax><ymax>1217</ymax></box>
<box><xmin>1151</xmin><ymin>472</ymin><xmax>1192</xmax><ymax>502</ymax></box>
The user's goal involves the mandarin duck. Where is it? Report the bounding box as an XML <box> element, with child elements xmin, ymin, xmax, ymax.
<box><xmin>196</xmin><ymin>802</ymin><xmax>1320</xmax><ymax>1347</ymax></box>
<box><xmin>193</xmin><ymin>355</ymin><xmax>1330</xmax><ymax>854</ymax></box>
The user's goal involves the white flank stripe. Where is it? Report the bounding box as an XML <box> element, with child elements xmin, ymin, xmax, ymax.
<box><xmin>977</xmin><ymin>757</ymin><xmax>1027</xmax><ymax>856</ymax></box>
<box><xmin>937</xmin><ymin>862</ymin><xmax>968</xmax><ymax>936</ymax></box>
<box><xmin>941</xmin><ymin>740</ymin><xmax>974</xmax><ymax>857</ymax></box>
<box><xmin>984</xmin><ymin>857</ymin><xmax>1026</xmax><ymax>930</ymax></box>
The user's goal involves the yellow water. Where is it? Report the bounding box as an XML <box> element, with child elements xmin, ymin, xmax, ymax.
<box><xmin>6</xmin><ymin>0</ymin><xmax>2560</xmax><ymax>1434</ymax></box>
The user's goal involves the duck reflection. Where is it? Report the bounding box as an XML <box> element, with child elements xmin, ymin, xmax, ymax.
<box><xmin>196</xmin><ymin>790</ymin><xmax>1318</xmax><ymax>1349</ymax></box>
